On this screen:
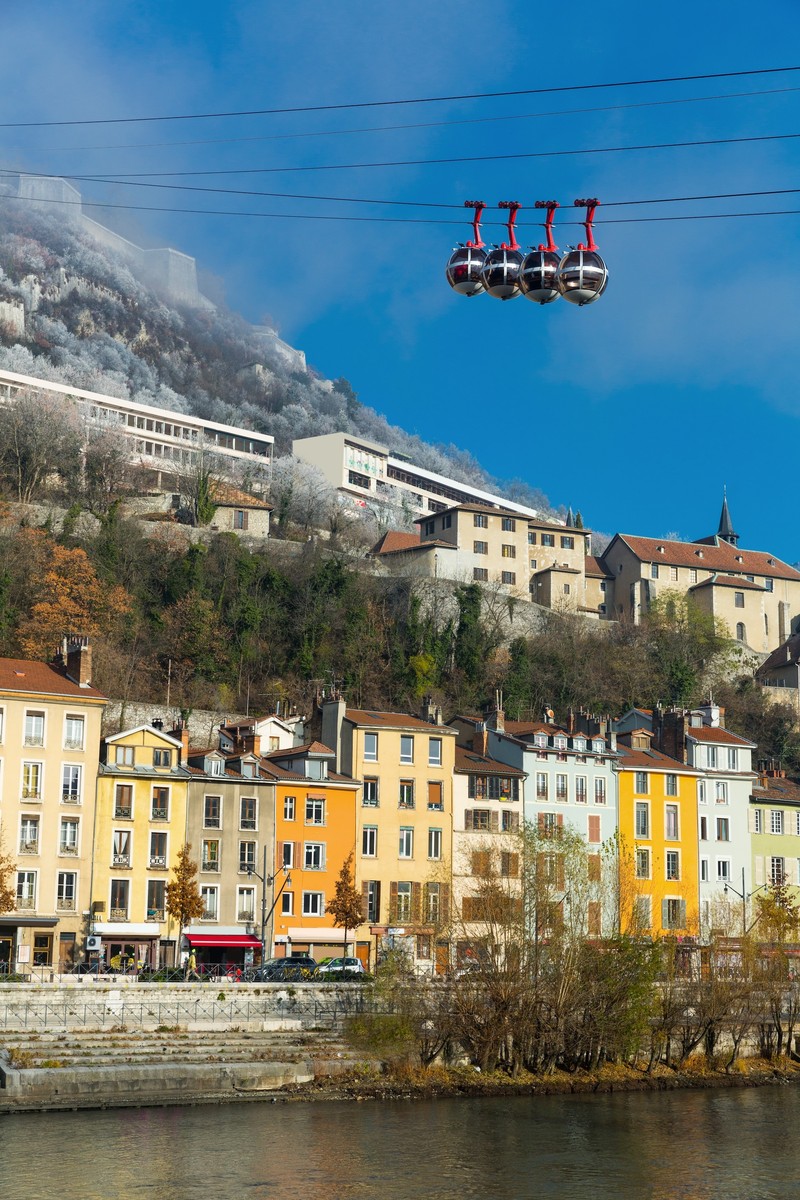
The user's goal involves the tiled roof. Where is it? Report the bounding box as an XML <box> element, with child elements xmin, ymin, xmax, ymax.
<box><xmin>0</xmin><ymin>658</ymin><xmax>106</xmax><ymax>701</ymax></box>
<box><xmin>265</xmin><ymin>740</ymin><xmax>335</xmax><ymax>760</ymax></box>
<box><xmin>585</xmin><ymin>555</ymin><xmax>613</xmax><ymax>579</ymax></box>
<box><xmin>752</xmin><ymin>775</ymin><xmax>800</xmax><ymax>804</ymax></box>
<box><xmin>685</xmin><ymin>726</ymin><xmax>756</xmax><ymax>747</ymax></box>
<box><xmin>504</xmin><ymin>720</ymin><xmax>565</xmax><ymax>737</ymax></box>
<box><xmin>616</xmin><ymin>743</ymin><xmax>699</xmax><ymax>772</ymax></box>
<box><xmin>689</xmin><ymin>574</ymin><xmax>764</xmax><ymax>592</ymax></box>
<box><xmin>608</xmin><ymin>534</ymin><xmax>800</xmax><ymax>581</ymax></box>
<box><xmin>757</xmin><ymin>635</ymin><xmax>800</xmax><ymax>675</ymax></box>
<box><xmin>209</xmin><ymin>481</ymin><xmax>272</xmax><ymax>510</ymax></box>
<box><xmin>372</xmin><ymin>531</ymin><xmax>421</xmax><ymax>555</ymax></box>
<box><xmin>346</xmin><ymin>708</ymin><xmax>456</xmax><ymax>733</ymax></box>
<box><xmin>454</xmin><ymin>745</ymin><xmax>526</xmax><ymax>775</ymax></box>
<box><xmin>532</xmin><ymin>564</ymin><xmax>581</xmax><ymax>576</ymax></box>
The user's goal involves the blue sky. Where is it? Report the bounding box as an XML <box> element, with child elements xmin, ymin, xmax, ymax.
<box><xmin>4</xmin><ymin>2</ymin><xmax>800</xmax><ymax>558</ymax></box>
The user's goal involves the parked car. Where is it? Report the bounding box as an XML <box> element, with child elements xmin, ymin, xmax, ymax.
<box><xmin>257</xmin><ymin>955</ymin><xmax>318</xmax><ymax>982</ymax></box>
<box><xmin>316</xmin><ymin>956</ymin><xmax>366</xmax><ymax>978</ymax></box>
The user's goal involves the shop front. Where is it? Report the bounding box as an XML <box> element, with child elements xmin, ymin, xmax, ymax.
<box><xmin>92</xmin><ymin>921</ymin><xmax>163</xmax><ymax>971</ymax></box>
<box><xmin>0</xmin><ymin>917</ymin><xmax>58</xmax><ymax>973</ymax></box>
<box><xmin>183</xmin><ymin>930</ymin><xmax>262</xmax><ymax>972</ymax></box>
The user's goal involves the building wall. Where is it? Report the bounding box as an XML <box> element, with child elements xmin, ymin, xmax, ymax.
<box><xmin>208</xmin><ymin>504</ymin><xmax>271</xmax><ymax>538</ymax></box>
<box><xmin>749</xmin><ymin>791</ymin><xmax>800</xmax><ymax>895</ymax></box>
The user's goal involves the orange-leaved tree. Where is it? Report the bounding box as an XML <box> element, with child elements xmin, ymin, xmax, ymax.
<box><xmin>17</xmin><ymin>542</ymin><xmax>131</xmax><ymax>659</ymax></box>
<box><xmin>165</xmin><ymin>844</ymin><xmax>206</xmax><ymax>961</ymax></box>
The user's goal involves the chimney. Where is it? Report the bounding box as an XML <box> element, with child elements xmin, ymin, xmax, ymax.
<box><xmin>421</xmin><ymin>695</ymin><xmax>443</xmax><ymax>726</ymax></box>
<box><xmin>472</xmin><ymin>721</ymin><xmax>488</xmax><ymax>757</ymax></box>
<box><xmin>168</xmin><ymin>718</ymin><xmax>190</xmax><ymax>762</ymax></box>
<box><xmin>321</xmin><ymin>697</ymin><xmax>346</xmax><ymax>773</ymax></box>
<box><xmin>64</xmin><ymin>636</ymin><xmax>92</xmax><ymax>687</ymax></box>
<box><xmin>243</xmin><ymin>731</ymin><xmax>261</xmax><ymax>756</ymax></box>
<box><xmin>487</xmin><ymin>690</ymin><xmax>505</xmax><ymax>734</ymax></box>
<box><xmin>152</xmin><ymin>718</ymin><xmax>164</xmax><ymax>731</ymax></box>
<box><xmin>567</xmin><ymin>708</ymin><xmax>576</xmax><ymax>734</ymax></box>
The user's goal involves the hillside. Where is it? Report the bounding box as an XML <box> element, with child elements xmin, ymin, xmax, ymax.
<box><xmin>0</xmin><ymin>181</ymin><xmax>551</xmax><ymax>515</ymax></box>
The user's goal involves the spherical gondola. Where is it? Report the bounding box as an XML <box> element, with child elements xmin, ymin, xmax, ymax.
<box><xmin>518</xmin><ymin>201</ymin><xmax>561</xmax><ymax>305</ymax></box>
<box><xmin>480</xmin><ymin>200</ymin><xmax>523</xmax><ymax>300</ymax></box>
<box><xmin>446</xmin><ymin>201</ymin><xmax>488</xmax><ymax>297</ymax></box>
<box><xmin>556</xmin><ymin>199</ymin><xmax>608</xmax><ymax>306</ymax></box>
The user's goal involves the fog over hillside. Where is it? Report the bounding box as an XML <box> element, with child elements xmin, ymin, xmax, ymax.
<box><xmin>0</xmin><ymin>183</ymin><xmax>553</xmax><ymax>516</ymax></box>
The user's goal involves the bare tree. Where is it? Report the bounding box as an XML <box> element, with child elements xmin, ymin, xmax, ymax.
<box><xmin>0</xmin><ymin>390</ymin><xmax>82</xmax><ymax>502</ymax></box>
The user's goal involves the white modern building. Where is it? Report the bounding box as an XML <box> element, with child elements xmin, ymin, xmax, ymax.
<box><xmin>292</xmin><ymin>431</ymin><xmax>540</xmax><ymax>520</ymax></box>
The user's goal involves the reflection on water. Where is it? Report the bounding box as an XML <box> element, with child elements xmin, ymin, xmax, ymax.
<box><xmin>0</xmin><ymin>1085</ymin><xmax>797</xmax><ymax>1200</ymax></box>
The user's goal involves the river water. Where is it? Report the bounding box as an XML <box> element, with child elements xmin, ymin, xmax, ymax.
<box><xmin>0</xmin><ymin>1085</ymin><xmax>796</xmax><ymax>1199</ymax></box>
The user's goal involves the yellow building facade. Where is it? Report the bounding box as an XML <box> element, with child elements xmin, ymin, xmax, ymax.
<box><xmin>92</xmin><ymin>724</ymin><xmax>191</xmax><ymax>968</ymax></box>
<box><xmin>616</xmin><ymin>730</ymin><xmax>701</xmax><ymax>938</ymax></box>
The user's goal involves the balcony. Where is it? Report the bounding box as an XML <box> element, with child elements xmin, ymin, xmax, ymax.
<box><xmin>16</xmin><ymin>897</ymin><xmax>35</xmax><ymax>911</ymax></box>
<box><xmin>114</xmin><ymin>806</ymin><xmax>132</xmax><ymax>819</ymax></box>
<box><xmin>201</xmin><ymin>909</ymin><xmax>217</xmax><ymax>921</ymax></box>
<box><xmin>59</xmin><ymin>844</ymin><xmax>78</xmax><ymax>856</ymax></box>
<box><xmin>62</xmin><ymin>791</ymin><xmax>81</xmax><ymax>805</ymax></box>
<box><xmin>204</xmin><ymin>817</ymin><xmax>220</xmax><ymax>829</ymax></box>
<box><xmin>238</xmin><ymin>910</ymin><xmax>255</xmax><ymax>923</ymax></box>
<box><xmin>21</xmin><ymin>789</ymin><xmax>41</xmax><ymax>802</ymax></box>
<box><xmin>201</xmin><ymin>859</ymin><xmax>219</xmax><ymax>872</ymax></box>
<box><xmin>149</xmin><ymin>855</ymin><xmax>167</xmax><ymax>869</ymax></box>
<box><xmin>427</xmin><ymin>802</ymin><xmax>444</xmax><ymax>811</ymax></box>
<box><xmin>109</xmin><ymin>907</ymin><xmax>128</xmax><ymax>921</ymax></box>
<box><xmin>113</xmin><ymin>853</ymin><xmax>131</xmax><ymax>867</ymax></box>
<box><xmin>151</xmin><ymin>807</ymin><xmax>168</xmax><ymax>821</ymax></box>
<box><xmin>63</xmin><ymin>737</ymin><xmax>84</xmax><ymax>751</ymax></box>
<box><xmin>147</xmin><ymin>907</ymin><xmax>165</xmax><ymax>921</ymax></box>
<box><xmin>57</xmin><ymin>897</ymin><xmax>76</xmax><ymax>911</ymax></box>
<box><xmin>24</xmin><ymin>735</ymin><xmax>44</xmax><ymax>747</ymax></box>
<box><xmin>19</xmin><ymin>840</ymin><xmax>39</xmax><ymax>854</ymax></box>
<box><xmin>240</xmin><ymin>820</ymin><xmax>257</xmax><ymax>831</ymax></box>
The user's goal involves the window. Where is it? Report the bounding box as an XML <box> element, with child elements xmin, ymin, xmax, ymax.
<box><xmin>428</xmin><ymin>737</ymin><xmax>442</xmax><ymax>767</ymax></box>
<box><xmin>753</xmin><ymin>808</ymin><xmax>763</xmax><ymax>833</ymax></box>
<box><xmin>530</xmin><ymin>559</ymin><xmax>538</xmax><ymax>570</ymax></box>
<box><xmin>561</xmin><ymin>535</ymin><xmax>574</xmax><ymax>549</ymax></box>
<box><xmin>204</xmin><ymin>795</ymin><xmax>221</xmax><ymax>828</ymax></box>
<box><xmin>665</xmin><ymin>804</ymin><xmax>679</xmax><ymax>840</ymax></box>
<box><xmin>575</xmin><ymin>776</ymin><xmax>587</xmax><ymax>804</ymax></box>
<box><xmin>707</xmin><ymin>746</ymin><xmax>718</xmax><ymax>769</ymax></box>
<box><xmin>665</xmin><ymin>774</ymin><xmax>678</xmax><ymax>796</ymax></box>
<box><xmin>635</xmin><ymin>771</ymin><xmax>648</xmax><ymax>795</ymax></box>
<box><xmin>399</xmin><ymin>827</ymin><xmax>414</xmax><ymax>858</ymax></box>
<box><xmin>59</xmin><ymin>818</ymin><xmax>79</xmax><ymax>855</ymax></box>
<box><xmin>770</xmin><ymin>857</ymin><xmax>785</xmax><ymax>886</ymax></box>
<box><xmin>700</xmin><ymin>857</ymin><xmax>709</xmax><ymax>882</ymax></box>
<box><xmin>765</xmin><ymin>577</ymin><xmax>774</xmax><ymax>592</ymax></box>
<box><xmin>663</xmin><ymin>898</ymin><xmax>686</xmax><ymax>930</ymax></box>
<box><xmin>651</xmin><ymin>564</ymin><xmax>659</xmax><ymax>580</ymax></box>
<box><xmin>302</xmin><ymin>891</ymin><xmax>324</xmax><ymax>917</ymax></box>
<box><xmin>400</xmin><ymin>735</ymin><xmax>414</xmax><ymax>764</ymax></box>
<box><xmin>689</xmin><ymin>568</ymin><xmax>698</xmax><ymax>583</ymax></box>
<box><xmin>669</xmin><ymin>566</ymin><xmax>678</xmax><ymax>582</ymax></box>
<box><xmin>501</xmin><ymin>850</ymin><xmax>520</xmax><ymax>878</ymax></box>
<box><xmin>542</xmin><ymin>533</ymin><xmax>555</xmax><ymax>547</ymax></box>
<box><xmin>240</xmin><ymin>797</ymin><xmax>258</xmax><ymax>830</ymax></box>
<box><xmin>149</xmin><ymin>831</ymin><xmax>167</xmax><ymax>869</ymax></box>
<box><xmin>366</xmin><ymin>881</ymin><xmax>381</xmax><ymax>923</ymax></box>
<box><xmin>734</xmin><ymin>591</ymin><xmax>745</xmax><ymax>608</ymax></box>
<box><xmin>153</xmin><ymin>748</ymin><xmax>171</xmax><ymax>767</ymax></box>
<box><xmin>200</xmin><ymin>886</ymin><xmax>218</xmax><ymax>920</ymax></box>
<box><xmin>202</xmin><ymin>840</ymin><xmax>219</xmax><ymax>871</ymax></box>
<box><xmin>442</xmin><ymin>513</ymin><xmax>452</xmax><ymax>529</ymax></box>
<box><xmin>282</xmin><ymin>842</ymin><xmax>294</xmax><ymax>868</ymax></box>
<box><xmin>563</xmin><ymin>583</ymin><xmax>571</xmax><ymax>595</ymax></box>
<box><xmin>536</xmin><ymin>772</ymin><xmax>548</xmax><ymax>799</ymax></box>
<box><xmin>305</xmin><ymin>797</ymin><xmax>325</xmax><ymax>825</ymax></box>
<box><xmin>281</xmin><ymin>793</ymin><xmax>297</xmax><ymax>822</ymax></box>
<box><xmin>636</xmin><ymin>848</ymin><xmax>650</xmax><ymax>879</ymax></box>
<box><xmin>473</xmin><ymin>567</ymin><xmax>489</xmax><ymax>582</ymax></box>
<box><xmin>473</xmin><ymin>513</ymin><xmax>488</xmax><ymax>528</ymax></box>
<box><xmin>428</xmin><ymin>828</ymin><xmax>442</xmax><ymax>860</ymax></box>
<box><xmin>21</xmin><ymin>761</ymin><xmax>42</xmax><ymax>801</ymax></box>
<box><xmin>16</xmin><ymin>870</ymin><xmax>36</xmax><ymax>909</ymax></box>
<box><xmin>736</xmin><ymin>622</ymin><xmax>746</xmax><ymax>642</ymax></box>
<box><xmin>281</xmin><ymin>891</ymin><xmax>294</xmax><ymax>916</ymax></box>
<box><xmin>362</xmin><ymin>826</ymin><xmax>378</xmax><ymax>857</ymax></box>
<box><xmin>501</xmin><ymin>571</ymin><xmax>517</xmax><ymax>585</ymax></box>
<box><xmin>209</xmin><ymin>758</ymin><xmax>224</xmax><ymax>776</ymax></box>
<box><xmin>556</xmin><ymin>774</ymin><xmax>568</xmax><ymax>801</ymax></box>
<box><xmin>395</xmin><ymin>882</ymin><xmax>412</xmax><ymax>921</ymax></box>
<box><xmin>727</xmin><ymin>748</ymin><xmax>739</xmax><ymax>770</ymax></box>
<box><xmin>57</xmin><ymin>872</ymin><xmax>77</xmax><ymax>911</ymax></box>
<box><xmin>363</xmin><ymin>778</ymin><xmax>379</xmax><ymax>807</ymax></box>
<box><xmin>428</xmin><ymin>781</ymin><xmax>444</xmax><ymax>810</ymax></box>
<box><xmin>64</xmin><ymin>715</ymin><xmax>85</xmax><ymax>750</ymax></box>
<box><xmin>473</xmin><ymin>540</ymin><xmax>489</xmax><ymax>554</ymax></box>
<box><xmin>588</xmin><ymin>814</ymin><xmax>601</xmax><ymax>844</ymax></box>
<box><xmin>363</xmin><ymin>732</ymin><xmax>378</xmax><ymax>762</ymax></box>
<box><xmin>115</xmin><ymin>745</ymin><xmax>134</xmax><ymax>766</ymax></box>
<box><xmin>304</xmin><ymin>842</ymin><xmax>325</xmax><ymax>870</ymax></box>
<box><xmin>151</xmin><ymin>786</ymin><xmax>169</xmax><ymax>820</ymax></box>
<box><xmin>715</xmin><ymin>781</ymin><xmax>728</xmax><ymax>804</ymax></box>
<box><xmin>698</xmin><ymin>781</ymin><xmax>706</xmax><ymax>805</ymax></box>
<box><xmin>399</xmin><ymin>780</ymin><xmax>415</xmax><ymax>808</ymax></box>
<box><xmin>594</xmin><ymin>778</ymin><xmax>606</xmax><ymax>805</ymax></box>
<box><xmin>666</xmin><ymin>850</ymin><xmax>680</xmax><ymax>881</ymax></box>
<box><xmin>771</xmin><ymin>809</ymin><xmax>784</xmax><ymax>834</ymax></box>
<box><xmin>716</xmin><ymin>817</ymin><xmax>730</xmax><ymax>841</ymax></box>
<box><xmin>501</xmin><ymin>544</ymin><xmax>516</xmax><ymax>559</ymax></box>
<box><xmin>700</xmin><ymin>815</ymin><xmax>708</xmax><ymax>840</ymax></box>
<box><xmin>470</xmin><ymin>809</ymin><xmax>491</xmax><ymax>831</ymax></box>
<box><xmin>717</xmin><ymin>859</ymin><xmax>731</xmax><ymax>882</ymax></box>
<box><xmin>635</xmin><ymin>895</ymin><xmax>652</xmax><ymax>930</ymax></box>
<box><xmin>112</xmin><ymin>783</ymin><xmax>132</xmax><ymax>820</ymax></box>
<box><xmin>238</xmin><ymin>841</ymin><xmax>257</xmax><ymax>872</ymax></box>
<box><xmin>147</xmin><ymin>879</ymin><xmax>166</xmax><ymax>921</ymax></box>
<box><xmin>113</xmin><ymin>829</ymin><xmax>131</xmax><ymax>867</ymax></box>
<box><xmin>502</xmin><ymin>517</ymin><xmax>516</xmax><ymax>532</ymax></box>
<box><xmin>237</xmin><ymin>886</ymin><xmax>255</xmax><ymax>923</ymax></box>
<box><xmin>528</xmin><ymin>531</ymin><xmax>537</xmax><ymax>545</ymax></box>
<box><xmin>635</xmin><ymin>802</ymin><xmax>649</xmax><ymax>838</ymax></box>
<box><xmin>24</xmin><ymin>711</ymin><xmax>45</xmax><ymax>747</ymax></box>
<box><xmin>62</xmin><ymin>765</ymin><xmax>82</xmax><ymax>804</ymax></box>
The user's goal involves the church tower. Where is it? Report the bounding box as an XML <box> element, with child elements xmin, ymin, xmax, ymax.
<box><xmin>717</xmin><ymin>489</ymin><xmax>739</xmax><ymax>547</ymax></box>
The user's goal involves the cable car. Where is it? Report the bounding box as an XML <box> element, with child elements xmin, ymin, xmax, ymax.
<box><xmin>518</xmin><ymin>201</ymin><xmax>561</xmax><ymax>305</ymax></box>
<box><xmin>556</xmin><ymin>199</ymin><xmax>609</xmax><ymax>306</ymax></box>
<box><xmin>480</xmin><ymin>201</ymin><xmax>523</xmax><ymax>300</ymax></box>
<box><xmin>445</xmin><ymin>201</ymin><xmax>487</xmax><ymax>296</ymax></box>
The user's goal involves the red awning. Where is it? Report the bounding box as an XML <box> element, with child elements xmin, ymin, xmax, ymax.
<box><xmin>185</xmin><ymin>934</ymin><xmax>262</xmax><ymax>949</ymax></box>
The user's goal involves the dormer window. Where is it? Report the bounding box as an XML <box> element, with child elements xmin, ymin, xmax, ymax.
<box><xmin>209</xmin><ymin>758</ymin><xmax>224</xmax><ymax>776</ymax></box>
<box><xmin>592</xmin><ymin>739</ymin><xmax>604</xmax><ymax>753</ymax></box>
<box><xmin>735</xmin><ymin>555</ymin><xmax>743</xmax><ymax>563</ymax></box>
<box><xmin>241</xmin><ymin>761</ymin><xmax>255</xmax><ymax>778</ymax></box>
<box><xmin>554</xmin><ymin>736</ymin><xmax>567</xmax><ymax>750</ymax></box>
<box><xmin>695</xmin><ymin>549</ymin><xmax>704</xmax><ymax>558</ymax></box>
<box><xmin>573</xmin><ymin>737</ymin><xmax>586</xmax><ymax>752</ymax></box>
<box><xmin>534</xmin><ymin>733</ymin><xmax>547</xmax><ymax>748</ymax></box>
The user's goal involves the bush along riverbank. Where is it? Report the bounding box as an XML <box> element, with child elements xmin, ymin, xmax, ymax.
<box><xmin>278</xmin><ymin>1055</ymin><xmax>800</xmax><ymax>1104</ymax></box>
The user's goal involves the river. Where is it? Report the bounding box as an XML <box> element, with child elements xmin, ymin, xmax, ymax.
<box><xmin>0</xmin><ymin>1085</ymin><xmax>796</xmax><ymax>1199</ymax></box>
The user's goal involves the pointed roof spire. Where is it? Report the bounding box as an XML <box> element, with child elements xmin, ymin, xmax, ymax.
<box><xmin>718</xmin><ymin>487</ymin><xmax>739</xmax><ymax>547</ymax></box>
<box><xmin>565</xmin><ymin>506</ymin><xmax>575</xmax><ymax>528</ymax></box>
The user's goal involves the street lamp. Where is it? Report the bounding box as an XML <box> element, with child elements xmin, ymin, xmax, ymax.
<box><xmin>724</xmin><ymin>867</ymin><xmax>766</xmax><ymax>936</ymax></box>
<box><xmin>248</xmin><ymin>846</ymin><xmax>291</xmax><ymax>964</ymax></box>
